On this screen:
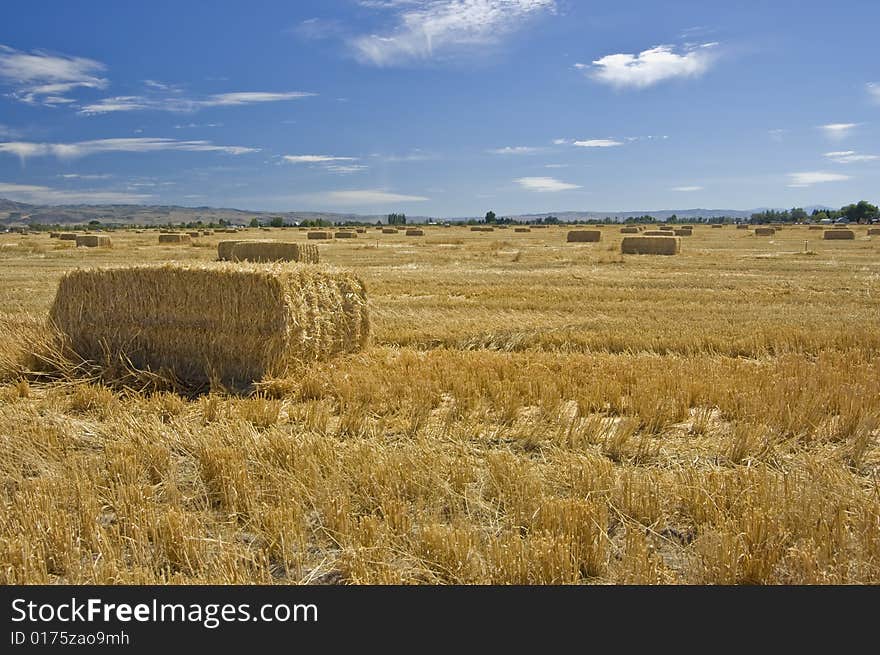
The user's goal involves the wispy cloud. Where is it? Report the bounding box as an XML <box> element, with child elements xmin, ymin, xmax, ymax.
<box><xmin>59</xmin><ymin>173</ymin><xmax>113</xmax><ymax>180</ymax></box>
<box><xmin>79</xmin><ymin>90</ymin><xmax>315</xmax><ymax>115</ymax></box>
<box><xmin>768</xmin><ymin>128</ymin><xmax>787</xmax><ymax>142</ymax></box>
<box><xmin>819</xmin><ymin>123</ymin><xmax>858</xmax><ymax>139</ymax></box>
<box><xmin>488</xmin><ymin>145</ymin><xmax>541</xmax><ymax>154</ymax></box>
<box><xmin>573</xmin><ymin>139</ymin><xmax>623</xmax><ymax>148</ymax></box>
<box><xmin>671</xmin><ymin>185</ymin><xmax>703</xmax><ymax>191</ymax></box>
<box><xmin>823</xmin><ymin>150</ymin><xmax>878</xmax><ymax>164</ymax></box>
<box><xmin>0</xmin><ymin>181</ymin><xmax>150</xmax><ymax>204</ymax></box>
<box><xmin>544</xmin><ymin>163</ymin><xmax>567</xmax><ymax>168</ymax></box>
<box><xmin>515</xmin><ymin>176</ymin><xmax>580</xmax><ymax>192</ymax></box>
<box><xmin>0</xmin><ymin>137</ymin><xmax>258</xmax><ymax>160</ymax></box>
<box><xmin>0</xmin><ymin>44</ymin><xmax>107</xmax><ymax>106</ymax></box>
<box><xmin>351</xmin><ymin>0</ymin><xmax>556</xmax><ymax>66</ymax></box>
<box><xmin>786</xmin><ymin>171</ymin><xmax>851</xmax><ymax>188</ymax></box>
<box><xmin>867</xmin><ymin>83</ymin><xmax>880</xmax><ymax>104</ymax></box>
<box><xmin>173</xmin><ymin>122</ymin><xmax>223</xmax><ymax>129</ymax></box>
<box><xmin>586</xmin><ymin>42</ymin><xmax>718</xmax><ymax>89</ymax></box>
<box><xmin>297</xmin><ymin>189</ymin><xmax>429</xmax><ymax>205</ymax></box>
<box><xmin>283</xmin><ymin>155</ymin><xmax>357</xmax><ymax>163</ymax></box>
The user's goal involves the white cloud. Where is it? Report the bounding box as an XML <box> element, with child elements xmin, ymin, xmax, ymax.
<box><xmin>552</xmin><ymin>138</ymin><xmax>569</xmax><ymax>145</ymax></box>
<box><xmin>671</xmin><ymin>185</ymin><xmax>703</xmax><ymax>191</ymax></box>
<box><xmin>819</xmin><ymin>123</ymin><xmax>858</xmax><ymax>138</ymax></box>
<box><xmin>544</xmin><ymin>163</ymin><xmax>567</xmax><ymax>168</ymax></box>
<box><xmin>0</xmin><ymin>138</ymin><xmax>258</xmax><ymax>160</ymax></box>
<box><xmin>351</xmin><ymin>0</ymin><xmax>556</xmax><ymax>66</ymax></box>
<box><xmin>867</xmin><ymin>83</ymin><xmax>880</xmax><ymax>104</ymax></box>
<box><xmin>59</xmin><ymin>173</ymin><xmax>113</xmax><ymax>180</ymax></box>
<box><xmin>823</xmin><ymin>150</ymin><xmax>879</xmax><ymax>164</ymax></box>
<box><xmin>786</xmin><ymin>171</ymin><xmax>851</xmax><ymax>187</ymax></box>
<box><xmin>488</xmin><ymin>146</ymin><xmax>540</xmax><ymax>154</ymax></box>
<box><xmin>515</xmin><ymin>176</ymin><xmax>580</xmax><ymax>192</ymax></box>
<box><xmin>79</xmin><ymin>90</ymin><xmax>315</xmax><ymax>115</ymax></box>
<box><xmin>324</xmin><ymin>164</ymin><xmax>368</xmax><ymax>173</ymax></box>
<box><xmin>0</xmin><ymin>181</ymin><xmax>151</xmax><ymax>204</ymax></box>
<box><xmin>0</xmin><ymin>44</ymin><xmax>107</xmax><ymax>106</ymax></box>
<box><xmin>283</xmin><ymin>155</ymin><xmax>357</xmax><ymax>163</ymax></box>
<box><xmin>589</xmin><ymin>43</ymin><xmax>718</xmax><ymax>89</ymax></box>
<box><xmin>572</xmin><ymin>139</ymin><xmax>623</xmax><ymax>148</ymax></box>
<box><xmin>298</xmin><ymin>189</ymin><xmax>429</xmax><ymax>205</ymax></box>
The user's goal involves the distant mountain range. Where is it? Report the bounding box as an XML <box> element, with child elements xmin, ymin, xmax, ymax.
<box><xmin>0</xmin><ymin>197</ymin><xmax>834</xmax><ymax>226</ymax></box>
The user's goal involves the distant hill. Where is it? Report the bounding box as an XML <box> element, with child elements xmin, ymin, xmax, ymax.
<box><xmin>0</xmin><ymin>197</ymin><xmax>834</xmax><ymax>226</ymax></box>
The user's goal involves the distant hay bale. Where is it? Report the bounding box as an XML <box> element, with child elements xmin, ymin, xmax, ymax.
<box><xmin>567</xmin><ymin>230</ymin><xmax>601</xmax><ymax>242</ymax></box>
<box><xmin>334</xmin><ymin>231</ymin><xmax>357</xmax><ymax>239</ymax></box>
<box><xmin>621</xmin><ymin>235</ymin><xmax>681</xmax><ymax>255</ymax></box>
<box><xmin>514</xmin><ymin>227</ymin><xmax>531</xmax><ymax>233</ymax></box>
<box><xmin>356</xmin><ymin>228</ymin><xmax>366</xmax><ymax>233</ymax></box>
<box><xmin>620</xmin><ymin>226</ymin><xmax>639</xmax><ymax>234</ymax></box>
<box><xmin>658</xmin><ymin>226</ymin><xmax>673</xmax><ymax>232</ymax></box>
<box><xmin>49</xmin><ymin>263</ymin><xmax>369</xmax><ymax>387</ymax></box>
<box><xmin>867</xmin><ymin>228</ymin><xmax>880</xmax><ymax>236</ymax></box>
<box><xmin>405</xmin><ymin>229</ymin><xmax>425</xmax><ymax>236</ymax></box>
<box><xmin>823</xmin><ymin>229</ymin><xmax>855</xmax><ymax>240</ymax></box>
<box><xmin>382</xmin><ymin>228</ymin><xmax>400</xmax><ymax>234</ymax></box>
<box><xmin>711</xmin><ymin>224</ymin><xmax>724</xmax><ymax>228</ymax></box>
<box><xmin>754</xmin><ymin>227</ymin><xmax>775</xmax><ymax>236</ymax></box>
<box><xmin>808</xmin><ymin>225</ymin><xmax>824</xmax><ymax>230</ymax></box>
<box><xmin>159</xmin><ymin>233</ymin><xmax>191</xmax><ymax>244</ymax></box>
<box><xmin>59</xmin><ymin>233</ymin><xmax>78</xmax><ymax>241</ymax></box>
<box><xmin>642</xmin><ymin>230</ymin><xmax>668</xmax><ymax>236</ymax></box>
<box><xmin>75</xmin><ymin>235</ymin><xmax>112</xmax><ymax>248</ymax></box>
<box><xmin>470</xmin><ymin>226</ymin><xmax>494</xmax><ymax>232</ymax></box>
<box><xmin>229</xmin><ymin>241</ymin><xmax>320</xmax><ymax>263</ymax></box>
<box><xmin>673</xmin><ymin>228</ymin><xmax>692</xmax><ymax>236</ymax></box>
<box><xmin>531</xmin><ymin>225</ymin><xmax>548</xmax><ymax>229</ymax></box>
<box><xmin>736</xmin><ymin>224</ymin><xmax>749</xmax><ymax>229</ymax></box>
<box><xmin>188</xmin><ymin>231</ymin><xmax>200</xmax><ymax>238</ymax></box>
<box><xmin>307</xmin><ymin>231</ymin><xmax>332</xmax><ymax>240</ymax></box>
<box><xmin>49</xmin><ymin>232</ymin><xmax>60</xmax><ymax>238</ymax></box>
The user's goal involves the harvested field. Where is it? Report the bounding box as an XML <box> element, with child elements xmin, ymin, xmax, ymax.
<box><xmin>515</xmin><ymin>227</ymin><xmax>532</xmax><ymax>233</ymax></box>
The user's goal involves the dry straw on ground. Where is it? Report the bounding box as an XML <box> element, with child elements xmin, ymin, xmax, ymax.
<box><xmin>48</xmin><ymin>263</ymin><xmax>369</xmax><ymax>387</ymax></box>
<box><xmin>567</xmin><ymin>230</ymin><xmax>601</xmax><ymax>243</ymax></box>
<box><xmin>621</xmin><ymin>235</ymin><xmax>681</xmax><ymax>255</ymax></box>
<box><xmin>159</xmin><ymin>234</ymin><xmax>191</xmax><ymax>244</ymax></box>
<box><xmin>75</xmin><ymin>235</ymin><xmax>111</xmax><ymax>248</ymax></box>
<box><xmin>229</xmin><ymin>241</ymin><xmax>319</xmax><ymax>264</ymax></box>
<box><xmin>824</xmin><ymin>229</ymin><xmax>855</xmax><ymax>240</ymax></box>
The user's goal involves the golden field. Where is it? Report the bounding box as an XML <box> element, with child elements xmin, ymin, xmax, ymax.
<box><xmin>1</xmin><ymin>224</ymin><xmax>879</xmax><ymax>584</ymax></box>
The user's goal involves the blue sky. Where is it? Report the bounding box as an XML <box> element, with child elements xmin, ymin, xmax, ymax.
<box><xmin>1</xmin><ymin>0</ymin><xmax>878</xmax><ymax>216</ymax></box>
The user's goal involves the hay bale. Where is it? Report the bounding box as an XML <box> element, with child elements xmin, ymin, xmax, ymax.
<box><xmin>470</xmin><ymin>226</ymin><xmax>494</xmax><ymax>232</ymax></box>
<box><xmin>49</xmin><ymin>232</ymin><xmax>60</xmax><ymax>238</ymax></box>
<box><xmin>673</xmin><ymin>228</ymin><xmax>692</xmax><ymax>237</ymax></box>
<box><xmin>159</xmin><ymin>233</ymin><xmax>191</xmax><ymax>244</ymax></box>
<box><xmin>867</xmin><ymin>228</ymin><xmax>880</xmax><ymax>236</ymax></box>
<box><xmin>307</xmin><ymin>231</ymin><xmax>332</xmax><ymax>240</ymax></box>
<box><xmin>808</xmin><ymin>225</ymin><xmax>824</xmax><ymax>230</ymax></box>
<box><xmin>382</xmin><ymin>228</ymin><xmax>400</xmax><ymax>234</ymax></box>
<box><xmin>711</xmin><ymin>224</ymin><xmax>724</xmax><ymax>228</ymax></box>
<box><xmin>217</xmin><ymin>240</ymin><xmax>243</xmax><ymax>261</ymax></box>
<box><xmin>188</xmin><ymin>231</ymin><xmax>200</xmax><ymax>238</ymax></box>
<box><xmin>514</xmin><ymin>227</ymin><xmax>531</xmax><ymax>233</ymax></box>
<box><xmin>567</xmin><ymin>230</ymin><xmax>601</xmax><ymax>243</ymax></box>
<box><xmin>620</xmin><ymin>226</ymin><xmax>639</xmax><ymax>234</ymax></box>
<box><xmin>75</xmin><ymin>235</ymin><xmax>112</xmax><ymax>248</ymax></box>
<box><xmin>49</xmin><ymin>263</ymin><xmax>369</xmax><ymax>387</ymax></box>
<box><xmin>658</xmin><ymin>226</ymin><xmax>674</xmax><ymax>232</ymax></box>
<box><xmin>229</xmin><ymin>241</ymin><xmax>320</xmax><ymax>263</ymax></box>
<box><xmin>642</xmin><ymin>230</ymin><xmax>668</xmax><ymax>236</ymax></box>
<box><xmin>59</xmin><ymin>233</ymin><xmax>78</xmax><ymax>241</ymax></box>
<box><xmin>335</xmin><ymin>231</ymin><xmax>357</xmax><ymax>239</ymax></box>
<box><xmin>754</xmin><ymin>227</ymin><xmax>775</xmax><ymax>236</ymax></box>
<box><xmin>621</xmin><ymin>235</ymin><xmax>681</xmax><ymax>255</ymax></box>
<box><xmin>356</xmin><ymin>228</ymin><xmax>366</xmax><ymax>234</ymax></box>
<box><xmin>736</xmin><ymin>224</ymin><xmax>749</xmax><ymax>229</ymax></box>
<box><xmin>823</xmin><ymin>229</ymin><xmax>855</xmax><ymax>240</ymax></box>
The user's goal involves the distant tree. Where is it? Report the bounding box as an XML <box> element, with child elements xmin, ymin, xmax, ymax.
<box><xmin>249</xmin><ymin>217</ymin><xmax>260</xmax><ymax>228</ymax></box>
<box><xmin>270</xmin><ymin>216</ymin><xmax>284</xmax><ymax>228</ymax></box>
<box><xmin>387</xmin><ymin>213</ymin><xmax>406</xmax><ymax>225</ymax></box>
<box><xmin>840</xmin><ymin>200</ymin><xmax>879</xmax><ymax>223</ymax></box>
<box><xmin>790</xmin><ymin>207</ymin><xmax>808</xmax><ymax>222</ymax></box>
<box><xmin>485</xmin><ymin>210</ymin><xmax>496</xmax><ymax>224</ymax></box>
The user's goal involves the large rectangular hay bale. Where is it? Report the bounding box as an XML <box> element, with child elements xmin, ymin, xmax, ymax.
<box><xmin>867</xmin><ymin>228</ymin><xmax>880</xmax><ymax>236</ymax></box>
<box><xmin>658</xmin><ymin>226</ymin><xmax>674</xmax><ymax>231</ymax></box>
<box><xmin>736</xmin><ymin>224</ymin><xmax>749</xmax><ymax>229</ymax></box>
<box><xmin>335</xmin><ymin>231</ymin><xmax>357</xmax><ymax>239</ymax></box>
<box><xmin>59</xmin><ymin>233</ymin><xmax>78</xmax><ymax>241</ymax></box>
<box><xmin>642</xmin><ymin>230</ymin><xmax>668</xmax><ymax>236</ymax></box>
<box><xmin>514</xmin><ymin>227</ymin><xmax>531</xmax><ymax>233</ymax></box>
<box><xmin>159</xmin><ymin>233</ymin><xmax>191</xmax><ymax>244</ymax></box>
<box><xmin>823</xmin><ymin>229</ymin><xmax>855</xmax><ymax>240</ymax></box>
<box><xmin>307</xmin><ymin>231</ymin><xmax>332</xmax><ymax>240</ymax></box>
<box><xmin>754</xmin><ymin>227</ymin><xmax>775</xmax><ymax>236</ymax></box>
<box><xmin>808</xmin><ymin>225</ymin><xmax>824</xmax><ymax>230</ymax></box>
<box><xmin>382</xmin><ymin>228</ymin><xmax>399</xmax><ymax>234</ymax></box>
<box><xmin>49</xmin><ymin>263</ymin><xmax>369</xmax><ymax>386</ymax></box>
<box><xmin>567</xmin><ymin>230</ymin><xmax>601</xmax><ymax>242</ymax></box>
<box><xmin>75</xmin><ymin>235</ymin><xmax>112</xmax><ymax>248</ymax></box>
<box><xmin>405</xmin><ymin>229</ymin><xmax>425</xmax><ymax>236</ymax></box>
<box><xmin>620</xmin><ymin>226</ymin><xmax>639</xmax><ymax>234</ymax></box>
<box><xmin>673</xmin><ymin>228</ymin><xmax>692</xmax><ymax>236</ymax></box>
<box><xmin>621</xmin><ymin>235</ymin><xmax>681</xmax><ymax>255</ymax></box>
<box><xmin>230</xmin><ymin>240</ymin><xmax>320</xmax><ymax>263</ymax></box>
<box><xmin>188</xmin><ymin>231</ymin><xmax>201</xmax><ymax>238</ymax></box>
<box><xmin>217</xmin><ymin>240</ymin><xmax>243</xmax><ymax>260</ymax></box>
<box><xmin>711</xmin><ymin>224</ymin><xmax>724</xmax><ymax>228</ymax></box>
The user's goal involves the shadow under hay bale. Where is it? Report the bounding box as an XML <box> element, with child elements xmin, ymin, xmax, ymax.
<box><xmin>48</xmin><ymin>263</ymin><xmax>369</xmax><ymax>389</ymax></box>
<box><xmin>75</xmin><ymin>235</ymin><xmax>112</xmax><ymax>248</ymax></box>
<box><xmin>228</xmin><ymin>241</ymin><xmax>319</xmax><ymax>263</ymax></box>
<box><xmin>567</xmin><ymin>230</ymin><xmax>601</xmax><ymax>242</ymax></box>
<box><xmin>823</xmin><ymin>229</ymin><xmax>855</xmax><ymax>240</ymax></box>
<box><xmin>621</xmin><ymin>235</ymin><xmax>681</xmax><ymax>255</ymax></box>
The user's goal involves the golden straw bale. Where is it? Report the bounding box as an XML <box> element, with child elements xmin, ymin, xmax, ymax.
<box><xmin>642</xmin><ymin>230</ymin><xmax>668</xmax><ymax>236</ymax></box>
<box><xmin>621</xmin><ymin>235</ymin><xmax>681</xmax><ymax>255</ymax></box>
<box><xmin>867</xmin><ymin>228</ymin><xmax>880</xmax><ymax>236</ymax></box>
<box><xmin>823</xmin><ymin>229</ymin><xmax>855</xmax><ymax>240</ymax></box>
<box><xmin>673</xmin><ymin>228</ymin><xmax>692</xmax><ymax>236</ymax></box>
<box><xmin>49</xmin><ymin>232</ymin><xmax>60</xmax><ymax>238</ymax></box>
<box><xmin>405</xmin><ymin>229</ymin><xmax>425</xmax><ymax>236</ymax></box>
<box><xmin>808</xmin><ymin>225</ymin><xmax>824</xmax><ymax>230</ymax></box>
<box><xmin>620</xmin><ymin>226</ymin><xmax>639</xmax><ymax>233</ymax></box>
<box><xmin>307</xmin><ymin>231</ymin><xmax>332</xmax><ymax>240</ymax></box>
<box><xmin>75</xmin><ymin>235</ymin><xmax>112</xmax><ymax>248</ymax></box>
<box><xmin>188</xmin><ymin>231</ymin><xmax>200</xmax><ymax>238</ymax></box>
<box><xmin>754</xmin><ymin>227</ymin><xmax>775</xmax><ymax>236</ymax></box>
<box><xmin>567</xmin><ymin>230</ymin><xmax>601</xmax><ymax>242</ymax></box>
<box><xmin>711</xmin><ymin>224</ymin><xmax>724</xmax><ymax>228</ymax></box>
<box><xmin>159</xmin><ymin>233</ymin><xmax>191</xmax><ymax>244</ymax></box>
<box><xmin>49</xmin><ymin>263</ymin><xmax>369</xmax><ymax>387</ymax></box>
<box><xmin>514</xmin><ymin>227</ymin><xmax>531</xmax><ymax>233</ymax></box>
<box><xmin>335</xmin><ymin>231</ymin><xmax>357</xmax><ymax>239</ymax></box>
<box><xmin>382</xmin><ymin>228</ymin><xmax>399</xmax><ymax>234</ymax></box>
<box><xmin>229</xmin><ymin>241</ymin><xmax>319</xmax><ymax>263</ymax></box>
<box><xmin>59</xmin><ymin>233</ymin><xmax>78</xmax><ymax>241</ymax></box>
